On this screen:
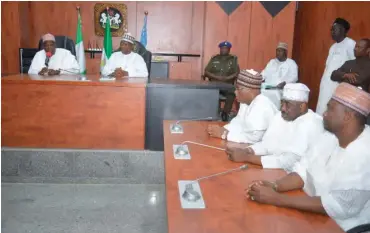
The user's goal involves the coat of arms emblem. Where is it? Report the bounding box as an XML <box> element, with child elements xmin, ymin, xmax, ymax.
<box><xmin>94</xmin><ymin>3</ymin><xmax>127</xmax><ymax>37</ymax></box>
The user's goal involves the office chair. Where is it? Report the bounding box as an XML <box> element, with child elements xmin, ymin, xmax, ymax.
<box><xmin>202</xmin><ymin>74</ymin><xmax>236</xmax><ymax>121</ymax></box>
<box><xmin>133</xmin><ymin>41</ymin><xmax>152</xmax><ymax>75</ymax></box>
<box><xmin>38</xmin><ymin>35</ymin><xmax>76</xmax><ymax>56</ymax></box>
<box><xmin>19</xmin><ymin>48</ymin><xmax>39</xmax><ymax>73</ymax></box>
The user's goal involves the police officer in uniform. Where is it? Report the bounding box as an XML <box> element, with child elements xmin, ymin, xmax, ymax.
<box><xmin>203</xmin><ymin>41</ymin><xmax>239</xmax><ymax>121</ymax></box>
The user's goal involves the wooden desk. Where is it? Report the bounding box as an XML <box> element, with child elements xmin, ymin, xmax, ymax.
<box><xmin>2</xmin><ymin>74</ymin><xmax>147</xmax><ymax>149</ymax></box>
<box><xmin>163</xmin><ymin>121</ymin><xmax>344</xmax><ymax>233</ymax></box>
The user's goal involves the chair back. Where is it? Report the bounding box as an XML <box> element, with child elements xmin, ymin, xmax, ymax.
<box><xmin>19</xmin><ymin>48</ymin><xmax>39</xmax><ymax>73</ymax></box>
<box><xmin>133</xmin><ymin>41</ymin><xmax>152</xmax><ymax>74</ymax></box>
<box><xmin>38</xmin><ymin>36</ymin><xmax>76</xmax><ymax>56</ymax></box>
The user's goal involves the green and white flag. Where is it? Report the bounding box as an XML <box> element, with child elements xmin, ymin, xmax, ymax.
<box><xmin>100</xmin><ymin>13</ymin><xmax>113</xmax><ymax>73</ymax></box>
<box><xmin>75</xmin><ymin>9</ymin><xmax>86</xmax><ymax>74</ymax></box>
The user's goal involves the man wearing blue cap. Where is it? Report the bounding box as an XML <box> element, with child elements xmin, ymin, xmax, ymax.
<box><xmin>203</xmin><ymin>41</ymin><xmax>239</xmax><ymax>121</ymax></box>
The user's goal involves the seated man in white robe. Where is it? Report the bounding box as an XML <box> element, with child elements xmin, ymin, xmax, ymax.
<box><xmin>207</xmin><ymin>69</ymin><xmax>278</xmax><ymax>143</ymax></box>
<box><xmin>28</xmin><ymin>33</ymin><xmax>80</xmax><ymax>76</ymax></box>
<box><xmin>101</xmin><ymin>33</ymin><xmax>148</xmax><ymax>78</ymax></box>
<box><xmin>226</xmin><ymin>83</ymin><xmax>324</xmax><ymax>172</ymax></box>
<box><xmin>245</xmin><ymin>83</ymin><xmax>370</xmax><ymax>232</ymax></box>
<box><xmin>261</xmin><ymin>42</ymin><xmax>298</xmax><ymax>108</ymax></box>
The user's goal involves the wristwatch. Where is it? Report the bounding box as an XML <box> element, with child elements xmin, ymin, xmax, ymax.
<box><xmin>221</xmin><ymin>130</ymin><xmax>228</xmax><ymax>140</ymax></box>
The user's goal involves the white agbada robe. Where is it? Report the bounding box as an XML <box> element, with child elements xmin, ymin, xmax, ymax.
<box><xmin>316</xmin><ymin>37</ymin><xmax>356</xmax><ymax>115</ymax></box>
<box><xmin>224</xmin><ymin>94</ymin><xmax>278</xmax><ymax>144</ymax></box>
<box><xmin>293</xmin><ymin>126</ymin><xmax>370</xmax><ymax>231</ymax></box>
<box><xmin>261</xmin><ymin>58</ymin><xmax>298</xmax><ymax>109</ymax></box>
<box><xmin>249</xmin><ymin>110</ymin><xmax>324</xmax><ymax>172</ymax></box>
<box><xmin>101</xmin><ymin>51</ymin><xmax>148</xmax><ymax>77</ymax></box>
<box><xmin>28</xmin><ymin>48</ymin><xmax>80</xmax><ymax>75</ymax></box>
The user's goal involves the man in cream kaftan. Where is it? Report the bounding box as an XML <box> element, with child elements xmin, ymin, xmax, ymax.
<box><xmin>208</xmin><ymin>69</ymin><xmax>278</xmax><ymax>144</ymax></box>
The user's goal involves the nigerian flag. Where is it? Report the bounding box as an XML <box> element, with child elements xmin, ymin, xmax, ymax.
<box><xmin>75</xmin><ymin>9</ymin><xmax>86</xmax><ymax>74</ymax></box>
<box><xmin>100</xmin><ymin>14</ymin><xmax>112</xmax><ymax>73</ymax></box>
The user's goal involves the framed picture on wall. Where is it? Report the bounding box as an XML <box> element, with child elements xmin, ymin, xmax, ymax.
<box><xmin>94</xmin><ymin>3</ymin><xmax>128</xmax><ymax>37</ymax></box>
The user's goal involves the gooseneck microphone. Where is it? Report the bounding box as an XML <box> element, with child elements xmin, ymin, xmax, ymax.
<box><xmin>170</xmin><ymin>116</ymin><xmax>216</xmax><ymax>134</ymax></box>
<box><xmin>182</xmin><ymin>164</ymin><xmax>248</xmax><ymax>202</ymax></box>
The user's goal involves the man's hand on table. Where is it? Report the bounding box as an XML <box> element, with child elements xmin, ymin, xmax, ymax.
<box><xmin>47</xmin><ymin>69</ymin><xmax>61</xmax><ymax>76</ymax></box>
<box><xmin>207</xmin><ymin>125</ymin><xmax>227</xmax><ymax>139</ymax></box>
<box><xmin>113</xmin><ymin>68</ymin><xmax>129</xmax><ymax>78</ymax></box>
<box><xmin>38</xmin><ymin>67</ymin><xmax>49</xmax><ymax>76</ymax></box>
<box><xmin>225</xmin><ymin>145</ymin><xmax>255</xmax><ymax>162</ymax></box>
<box><xmin>245</xmin><ymin>182</ymin><xmax>282</xmax><ymax>205</ymax></box>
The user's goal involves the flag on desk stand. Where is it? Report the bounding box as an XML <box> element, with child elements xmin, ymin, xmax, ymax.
<box><xmin>75</xmin><ymin>7</ymin><xmax>86</xmax><ymax>74</ymax></box>
<box><xmin>140</xmin><ymin>12</ymin><xmax>148</xmax><ymax>48</ymax></box>
<box><xmin>100</xmin><ymin>8</ymin><xmax>113</xmax><ymax>73</ymax></box>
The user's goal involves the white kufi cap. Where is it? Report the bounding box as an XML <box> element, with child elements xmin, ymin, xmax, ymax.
<box><xmin>282</xmin><ymin>83</ymin><xmax>310</xmax><ymax>102</ymax></box>
<box><xmin>121</xmin><ymin>32</ymin><xmax>135</xmax><ymax>44</ymax></box>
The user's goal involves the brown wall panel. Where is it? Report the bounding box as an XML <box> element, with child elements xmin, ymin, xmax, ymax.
<box><xmin>202</xmin><ymin>2</ymin><xmax>229</xmax><ymax>73</ymax></box>
<box><xmin>1</xmin><ymin>2</ymin><xmax>21</xmax><ymax>74</ymax></box>
<box><xmin>27</xmin><ymin>1</ymin><xmax>137</xmax><ymax>50</ymax></box>
<box><xmin>247</xmin><ymin>2</ymin><xmax>274</xmax><ymax>72</ymax></box>
<box><xmin>293</xmin><ymin>2</ymin><xmax>370</xmax><ymax>109</ymax></box>
<box><xmin>136</xmin><ymin>1</ymin><xmax>193</xmax><ymax>53</ymax></box>
<box><xmin>227</xmin><ymin>2</ymin><xmax>252</xmax><ymax>70</ymax></box>
<box><xmin>169</xmin><ymin>62</ymin><xmax>192</xmax><ymax>80</ymax></box>
<box><xmin>271</xmin><ymin>2</ymin><xmax>296</xmax><ymax>58</ymax></box>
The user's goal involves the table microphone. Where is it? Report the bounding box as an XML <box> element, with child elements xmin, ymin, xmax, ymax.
<box><xmin>182</xmin><ymin>164</ymin><xmax>248</xmax><ymax>202</ymax></box>
<box><xmin>175</xmin><ymin>140</ymin><xmax>225</xmax><ymax>157</ymax></box>
<box><xmin>45</xmin><ymin>52</ymin><xmax>52</xmax><ymax>67</ymax></box>
<box><xmin>170</xmin><ymin>116</ymin><xmax>216</xmax><ymax>133</ymax></box>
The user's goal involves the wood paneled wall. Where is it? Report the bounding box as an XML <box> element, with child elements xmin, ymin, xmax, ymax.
<box><xmin>1</xmin><ymin>2</ymin><xmax>21</xmax><ymax>74</ymax></box>
<box><xmin>1</xmin><ymin>1</ymin><xmax>296</xmax><ymax>79</ymax></box>
<box><xmin>293</xmin><ymin>2</ymin><xmax>370</xmax><ymax>109</ymax></box>
<box><xmin>203</xmin><ymin>2</ymin><xmax>296</xmax><ymax>72</ymax></box>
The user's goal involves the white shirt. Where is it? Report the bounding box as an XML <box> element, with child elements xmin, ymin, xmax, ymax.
<box><xmin>224</xmin><ymin>94</ymin><xmax>278</xmax><ymax>144</ymax></box>
<box><xmin>101</xmin><ymin>51</ymin><xmax>148</xmax><ymax>77</ymax></box>
<box><xmin>260</xmin><ymin>58</ymin><xmax>298</xmax><ymax>109</ymax></box>
<box><xmin>261</xmin><ymin>58</ymin><xmax>298</xmax><ymax>86</ymax></box>
<box><xmin>28</xmin><ymin>48</ymin><xmax>80</xmax><ymax>75</ymax></box>
<box><xmin>250</xmin><ymin>110</ymin><xmax>324</xmax><ymax>171</ymax></box>
<box><xmin>293</xmin><ymin>126</ymin><xmax>370</xmax><ymax>231</ymax></box>
<box><xmin>316</xmin><ymin>37</ymin><xmax>356</xmax><ymax>115</ymax></box>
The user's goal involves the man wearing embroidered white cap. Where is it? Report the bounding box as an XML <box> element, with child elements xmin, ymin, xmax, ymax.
<box><xmin>260</xmin><ymin>42</ymin><xmax>298</xmax><ymax>108</ymax></box>
<box><xmin>101</xmin><ymin>32</ymin><xmax>148</xmax><ymax>77</ymax></box>
<box><xmin>208</xmin><ymin>69</ymin><xmax>278</xmax><ymax>143</ymax></box>
<box><xmin>28</xmin><ymin>33</ymin><xmax>80</xmax><ymax>75</ymax></box>
<box><xmin>226</xmin><ymin>83</ymin><xmax>324</xmax><ymax>172</ymax></box>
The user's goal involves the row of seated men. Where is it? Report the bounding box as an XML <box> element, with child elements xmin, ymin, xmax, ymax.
<box><xmin>207</xmin><ymin>68</ymin><xmax>370</xmax><ymax>232</ymax></box>
<box><xmin>28</xmin><ymin>32</ymin><xmax>148</xmax><ymax>77</ymax></box>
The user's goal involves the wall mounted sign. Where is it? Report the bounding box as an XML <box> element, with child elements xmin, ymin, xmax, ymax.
<box><xmin>94</xmin><ymin>3</ymin><xmax>128</xmax><ymax>37</ymax></box>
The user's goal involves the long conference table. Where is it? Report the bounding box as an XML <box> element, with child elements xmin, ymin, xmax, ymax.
<box><xmin>163</xmin><ymin>120</ymin><xmax>344</xmax><ymax>233</ymax></box>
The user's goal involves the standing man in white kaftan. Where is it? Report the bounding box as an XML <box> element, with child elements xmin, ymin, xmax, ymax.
<box><xmin>260</xmin><ymin>42</ymin><xmax>298</xmax><ymax>108</ymax></box>
<box><xmin>101</xmin><ymin>33</ymin><xmax>148</xmax><ymax>78</ymax></box>
<box><xmin>316</xmin><ymin>18</ymin><xmax>356</xmax><ymax>115</ymax></box>
<box><xmin>28</xmin><ymin>33</ymin><xmax>80</xmax><ymax>75</ymax></box>
<box><xmin>226</xmin><ymin>83</ymin><xmax>324</xmax><ymax>172</ymax></box>
<box><xmin>245</xmin><ymin>83</ymin><xmax>370</xmax><ymax>232</ymax></box>
<box><xmin>207</xmin><ymin>69</ymin><xmax>278</xmax><ymax>143</ymax></box>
